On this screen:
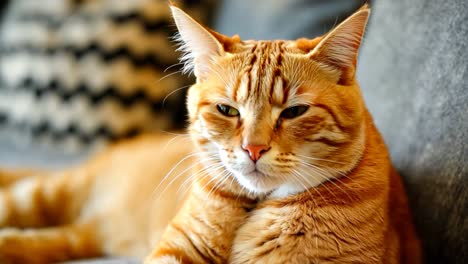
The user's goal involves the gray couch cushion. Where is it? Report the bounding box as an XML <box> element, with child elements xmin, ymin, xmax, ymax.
<box><xmin>215</xmin><ymin>0</ymin><xmax>362</xmax><ymax>40</ymax></box>
<box><xmin>358</xmin><ymin>0</ymin><xmax>467</xmax><ymax>263</ymax></box>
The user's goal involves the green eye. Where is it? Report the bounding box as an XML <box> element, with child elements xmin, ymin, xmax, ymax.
<box><xmin>280</xmin><ymin>105</ymin><xmax>309</xmax><ymax>119</ymax></box>
<box><xmin>217</xmin><ymin>104</ymin><xmax>239</xmax><ymax>117</ymax></box>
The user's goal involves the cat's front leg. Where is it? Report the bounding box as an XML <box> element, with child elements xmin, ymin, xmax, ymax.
<box><xmin>145</xmin><ymin>176</ymin><xmax>257</xmax><ymax>264</ymax></box>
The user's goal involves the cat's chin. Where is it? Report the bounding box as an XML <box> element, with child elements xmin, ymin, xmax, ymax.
<box><xmin>234</xmin><ymin>170</ymin><xmax>281</xmax><ymax>194</ymax></box>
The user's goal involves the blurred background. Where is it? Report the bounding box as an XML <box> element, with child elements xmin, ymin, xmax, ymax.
<box><xmin>0</xmin><ymin>0</ymin><xmax>215</xmax><ymax>167</ymax></box>
<box><xmin>0</xmin><ymin>0</ymin><xmax>362</xmax><ymax>168</ymax></box>
<box><xmin>0</xmin><ymin>0</ymin><xmax>466</xmax><ymax>264</ymax></box>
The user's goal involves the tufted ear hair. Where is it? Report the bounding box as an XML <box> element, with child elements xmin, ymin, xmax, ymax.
<box><xmin>170</xmin><ymin>5</ymin><xmax>226</xmax><ymax>80</ymax></box>
<box><xmin>309</xmin><ymin>4</ymin><xmax>370</xmax><ymax>85</ymax></box>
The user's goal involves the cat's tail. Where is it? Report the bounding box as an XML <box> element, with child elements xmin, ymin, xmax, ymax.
<box><xmin>0</xmin><ymin>166</ymin><xmax>93</xmax><ymax>228</ymax></box>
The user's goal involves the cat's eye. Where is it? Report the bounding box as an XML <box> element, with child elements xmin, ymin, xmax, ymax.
<box><xmin>217</xmin><ymin>104</ymin><xmax>239</xmax><ymax>117</ymax></box>
<box><xmin>280</xmin><ymin>105</ymin><xmax>309</xmax><ymax>119</ymax></box>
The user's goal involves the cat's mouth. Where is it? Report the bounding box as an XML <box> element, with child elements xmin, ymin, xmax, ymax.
<box><xmin>224</xmin><ymin>160</ymin><xmax>281</xmax><ymax>193</ymax></box>
<box><xmin>235</xmin><ymin>168</ymin><xmax>282</xmax><ymax>193</ymax></box>
<box><xmin>246</xmin><ymin>169</ymin><xmax>266</xmax><ymax>178</ymax></box>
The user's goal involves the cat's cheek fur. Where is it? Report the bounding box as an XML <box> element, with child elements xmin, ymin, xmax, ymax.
<box><xmin>200</xmin><ymin>112</ymin><xmax>234</xmax><ymax>138</ymax></box>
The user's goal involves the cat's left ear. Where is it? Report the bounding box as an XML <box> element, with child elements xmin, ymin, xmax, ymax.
<box><xmin>170</xmin><ymin>5</ymin><xmax>228</xmax><ymax>80</ymax></box>
<box><xmin>309</xmin><ymin>5</ymin><xmax>370</xmax><ymax>84</ymax></box>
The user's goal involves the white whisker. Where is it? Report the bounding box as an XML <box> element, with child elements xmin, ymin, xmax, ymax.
<box><xmin>155</xmin><ymin>70</ymin><xmax>183</xmax><ymax>84</ymax></box>
<box><xmin>164</xmin><ymin>62</ymin><xmax>184</xmax><ymax>73</ymax></box>
<box><xmin>163</xmin><ymin>85</ymin><xmax>190</xmax><ymax>106</ymax></box>
<box><xmin>161</xmin><ymin>134</ymin><xmax>192</xmax><ymax>154</ymax></box>
<box><xmin>206</xmin><ymin>170</ymin><xmax>232</xmax><ymax>200</ymax></box>
<box><xmin>176</xmin><ymin>160</ymin><xmax>224</xmax><ymax>195</ymax></box>
<box><xmin>298</xmin><ymin>162</ymin><xmax>353</xmax><ymax>201</ymax></box>
<box><xmin>151</xmin><ymin>152</ymin><xmax>211</xmax><ymax>199</ymax></box>
<box><xmin>296</xmin><ymin>154</ymin><xmax>347</xmax><ymax>165</ymax></box>
<box><xmin>298</xmin><ymin>168</ymin><xmax>325</xmax><ymax>205</ymax></box>
<box><xmin>161</xmin><ymin>156</ymin><xmax>218</xmax><ymax>195</ymax></box>
<box><xmin>199</xmin><ymin>168</ymin><xmax>228</xmax><ymax>199</ymax></box>
<box><xmin>290</xmin><ymin>169</ymin><xmax>316</xmax><ymax>202</ymax></box>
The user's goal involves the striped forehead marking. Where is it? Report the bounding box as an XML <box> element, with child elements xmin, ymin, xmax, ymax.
<box><xmin>233</xmin><ymin>41</ymin><xmax>287</xmax><ymax>105</ymax></box>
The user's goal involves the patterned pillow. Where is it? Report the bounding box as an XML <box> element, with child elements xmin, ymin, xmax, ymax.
<box><xmin>0</xmin><ymin>0</ymin><xmax>214</xmax><ymax>151</ymax></box>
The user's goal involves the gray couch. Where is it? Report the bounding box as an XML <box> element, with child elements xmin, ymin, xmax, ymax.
<box><xmin>359</xmin><ymin>0</ymin><xmax>467</xmax><ymax>263</ymax></box>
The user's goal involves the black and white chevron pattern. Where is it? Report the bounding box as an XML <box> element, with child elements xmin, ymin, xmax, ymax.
<box><xmin>0</xmin><ymin>0</ymin><xmax>214</xmax><ymax>151</ymax></box>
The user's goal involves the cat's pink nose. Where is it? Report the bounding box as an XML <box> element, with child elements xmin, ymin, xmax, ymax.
<box><xmin>242</xmin><ymin>144</ymin><xmax>270</xmax><ymax>162</ymax></box>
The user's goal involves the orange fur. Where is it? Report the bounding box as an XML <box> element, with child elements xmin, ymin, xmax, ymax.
<box><xmin>0</xmin><ymin>135</ymin><xmax>194</xmax><ymax>263</ymax></box>
<box><xmin>0</xmin><ymin>4</ymin><xmax>420</xmax><ymax>264</ymax></box>
<box><xmin>148</xmin><ymin>4</ymin><xmax>421</xmax><ymax>264</ymax></box>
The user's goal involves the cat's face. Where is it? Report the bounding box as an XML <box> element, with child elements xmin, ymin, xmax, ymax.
<box><xmin>171</xmin><ymin>6</ymin><xmax>370</xmax><ymax>196</ymax></box>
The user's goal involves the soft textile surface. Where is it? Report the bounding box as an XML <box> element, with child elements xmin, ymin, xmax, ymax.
<box><xmin>215</xmin><ymin>0</ymin><xmax>362</xmax><ymax>39</ymax></box>
<box><xmin>358</xmin><ymin>0</ymin><xmax>467</xmax><ymax>263</ymax></box>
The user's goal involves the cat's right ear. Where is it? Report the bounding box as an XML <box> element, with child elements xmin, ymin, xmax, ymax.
<box><xmin>170</xmin><ymin>5</ymin><xmax>225</xmax><ymax>80</ymax></box>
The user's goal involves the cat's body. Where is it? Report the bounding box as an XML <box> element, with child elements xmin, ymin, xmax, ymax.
<box><xmin>0</xmin><ymin>4</ymin><xmax>421</xmax><ymax>264</ymax></box>
<box><xmin>0</xmin><ymin>134</ymin><xmax>193</xmax><ymax>262</ymax></box>
<box><xmin>229</xmin><ymin>112</ymin><xmax>419</xmax><ymax>264</ymax></box>
<box><xmin>147</xmin><ymin>113</ymin><xmax>420</xmax><ymax>264</ymax></box>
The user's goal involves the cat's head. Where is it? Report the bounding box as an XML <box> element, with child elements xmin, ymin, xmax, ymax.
<box><xmin>171</xmin><ymin>5</ymin><xmax>370</xmax><ymax>197</ymax></box>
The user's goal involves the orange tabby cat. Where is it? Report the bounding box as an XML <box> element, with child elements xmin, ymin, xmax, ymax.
<box><xmin>0</xmin><ymin>4</ymin><xmax>421</xmax><ymax>264</ymax></box>
<box><xmin>148</xmin><ymin>4</ymin><xmax>421</xmax><ymax>264</ymax></box>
